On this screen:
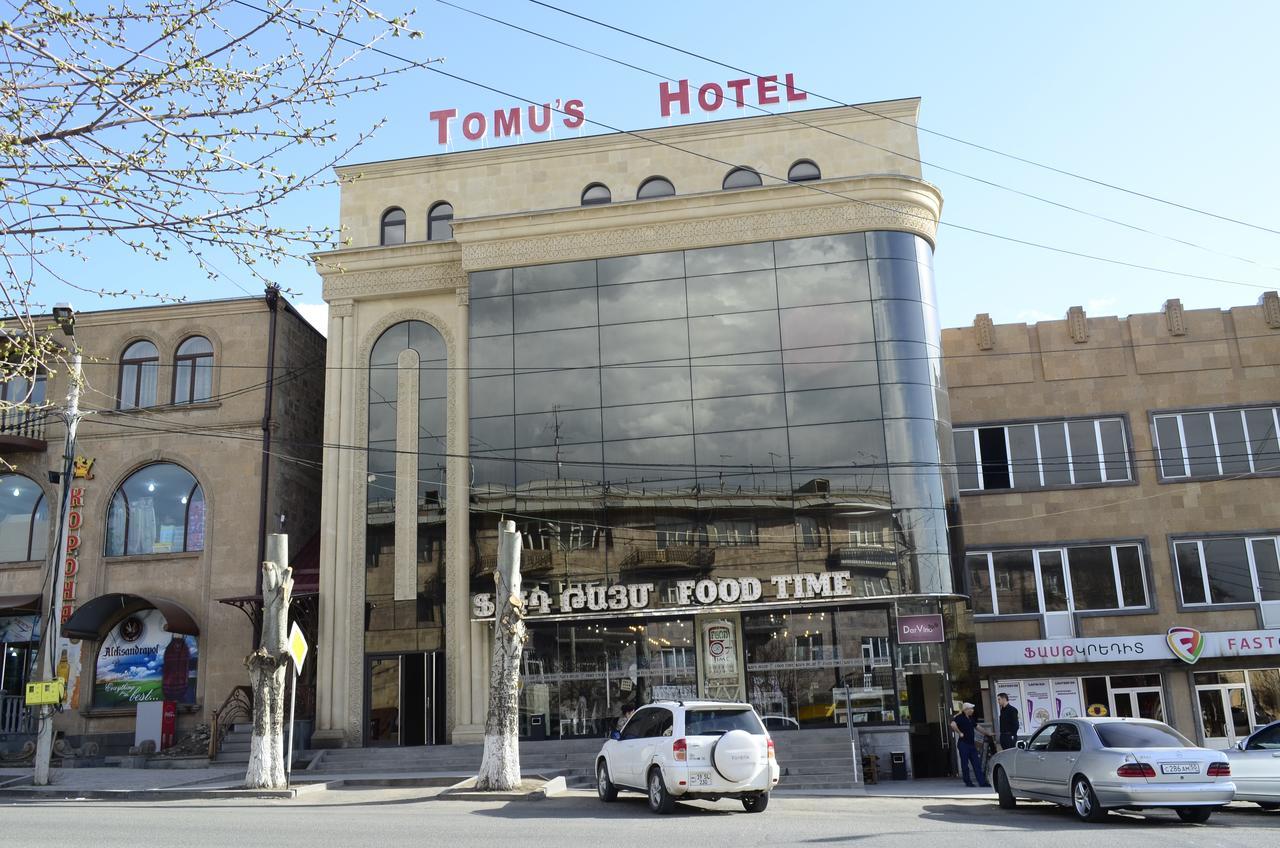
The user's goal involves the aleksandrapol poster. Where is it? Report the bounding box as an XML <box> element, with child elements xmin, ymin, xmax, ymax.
<box><xmin>94</xmin><ymin>609</ymin><xmax>198</xmax><ymax>707</ymax></box>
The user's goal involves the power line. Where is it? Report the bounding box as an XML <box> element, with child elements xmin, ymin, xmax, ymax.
<box><xmin>435</xmin><ymin>0</ymin><xmax>1278</xmax><ymax>272</ymax></box>
<box><xmin>526</xmin><ymin>0</ymin><xmax>1280</xmax><ymax>238</ymax></box>
<box><xmin>229</xmin><ymin>0</ymin><xmax>1276</xmax><ymax>293</ymax></box>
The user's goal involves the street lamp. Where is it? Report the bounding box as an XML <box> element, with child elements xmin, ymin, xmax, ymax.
<box><xmin>33</xmin><ymin>304</ymin><xmax>82</xmax><ymax>786</ymax></box>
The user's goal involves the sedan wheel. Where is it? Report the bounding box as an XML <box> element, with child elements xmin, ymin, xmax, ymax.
<box><xmin>742</xmin><ymin>792</ymin><xmax>769</xmax><ymax>813</ymax></box>
<box><xmin>995</xmin><ymin>768</ymin><xmax>1016</xmax><ymax>809</ymax></box>
<box><xmin>647</xmin><ymin>768</ymin><xmax>674</xmax><ymax>814</ymax></box>
<box><xmin>1071</xmin><ymin>777</ymin><xmax>1107</xmax><ymax>823</ymax></box>
<box><xmin>1176</xmin><ymin>807</ymin><xmax>1212</xmax><ymax>824</ymax></box>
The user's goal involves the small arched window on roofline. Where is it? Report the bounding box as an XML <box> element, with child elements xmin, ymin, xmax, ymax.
<box><xmin>723</xmin><ymin>167</ymin><xmax>763</xmax><ymax>190</ymax></box>
<box><xmin>428</xmin><ymin>202</ymin><xmax>454</xmax><ymax>241</ymax></box>
<box><xmin>636</xmin><ymin>176</ymin><xmax>675</xmax><ymax>200</ymax></box>
<box><xmin>381</xmin><ymin>208</ymin><xmax>406</xmax><ymax>246</ymax></box>
<box><xmin>788</xmin><ymin>159</ymin><xmax>821</xmax><ymax>182</ymax></box>
<box><xmin>581</xmin><ymin>183</ymin><xmax>611</xmax><ymax>206</ymax></box>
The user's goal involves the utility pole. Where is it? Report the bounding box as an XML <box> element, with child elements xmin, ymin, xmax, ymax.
<box><xmin>34</xmin><ymin>305</ymin><xmax>80</xmax><ymax>786</ymax></box>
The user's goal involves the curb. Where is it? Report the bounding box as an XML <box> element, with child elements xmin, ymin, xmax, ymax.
<box><xmin>438</xmin><ymin>775</ymin><xmax>567</xmax><ymax>802</ymax></box>
<box><xmin>0</xmin><ymin>780</ymin><xmax>338</xmax><ymax>801</ymax></box>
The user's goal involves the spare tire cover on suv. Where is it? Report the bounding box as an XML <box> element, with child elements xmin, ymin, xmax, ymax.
<box><xmin>711</xmin><ymin>729</ymin><xmax>760</xmax><ymax>782</ymax></box>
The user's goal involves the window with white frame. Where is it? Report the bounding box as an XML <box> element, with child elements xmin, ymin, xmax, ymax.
<box><xmin>953</xmin><ymin>417</ymin><xmax>1131</xmax><ymax>492</ymax></box>
<box><xmin>1153</xmin><ymin>406</ymin><xmax>1280</xmax><ymax>480</ymax></box>
<box><xmin>967</xmin><ymin>543</ymin><xmax>1148</xmax><ymax>616</ymax></box>
<box><xmin>1173</xmin><ymin>535</ymin><xmax>1280</xmax><ymax>606</ymax></box>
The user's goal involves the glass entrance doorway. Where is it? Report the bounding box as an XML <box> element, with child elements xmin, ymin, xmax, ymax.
<box><xmin>366</xmin><ymin>651</ymin><xmax>444</xmax><ymax>746</ymax></box>
<box><xmin>1197</xmin><ymin>685</ymin><xmax>1251</xmax><ymax>747</ymax></box>
<box><xmin>1111</xmin><ymin>687</ymin><xmax>1163</xmax><ymax>721</ymax></box>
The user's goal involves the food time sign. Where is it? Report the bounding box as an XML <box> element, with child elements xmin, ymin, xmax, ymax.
<box><xmin>430</xmin><ymin>74</ymin><xmax>805</xmax><ymax>146</ymax></box>
<box><xmin>472</xmin><ymin>569</ymin><xmax>858</xmax><ymax>621</ymax></box>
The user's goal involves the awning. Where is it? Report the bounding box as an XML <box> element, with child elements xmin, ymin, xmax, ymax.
<box><xmin>62</xmin><ymin>594</ymin><xmax>200</xmax><ymax>640</ymax></box>
<box><xmin>0</xmin><ymin>593</ymin><xmax>42</xmax><ymax>614</ymax></box>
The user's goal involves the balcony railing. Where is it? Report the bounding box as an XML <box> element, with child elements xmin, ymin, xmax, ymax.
<box><xmin>0</xmin><ymin>408</ymin><xmax>47</xmax><ymax>447</ymax></box>
<box><xmin>1</xmin><ymin>695</ymin><xmax>33</xmax><ymax>734</ymax></box>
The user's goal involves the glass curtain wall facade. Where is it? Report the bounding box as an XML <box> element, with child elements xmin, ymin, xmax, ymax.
<box><xmin>467</xmin><ymin>231</ymin><xmax>959</xmax><ymax>738</ymax></box>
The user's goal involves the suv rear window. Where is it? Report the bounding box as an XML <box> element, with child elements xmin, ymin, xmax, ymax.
<box><xmin>1095</xmin><ymin>722</ymin><xmax>1192</xmax><ymax>749</ymax></box>
<box><xmin>685</xmin><ymin>708</ymin><xmax>765</xmax><ymax>736</ymax></box>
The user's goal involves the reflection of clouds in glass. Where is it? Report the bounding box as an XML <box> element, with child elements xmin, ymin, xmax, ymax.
<box><xmin>601</xmin><ymin>319</ymin><xmax>688</xmax><ymax>366</ymax></box>
<box><xmin>598</xmin><ymin>251</ymin><xmax>683</xmax><ymax>286</ymax></box>
<box><xmin>603</xmin><ymin>400</ymin><xmax>692</xmax><ymax>441</ymax></box>
<box><xmin>783</xmin><ymin>344</ymin><xmax>878</xmax><ymax>392</ymax></box>
<box><xmin>694</xmin><ymin>394</ymin><xmax>785</xmax><ymax>432</ymax></box>
<box><xmin>685</xmin><ymin>242</ymin><xmax>773</xmax><ymax>277</ymax></box>
<box><xmin>690</xmin><ymin>312</ymin><xmax>779</xmax><ymax>358</ymax></box>
<box><xmin>686</xmin><ymin>271</ymin><xmax>776</xmax><ymax>317</ymax></box>
<box><xmin>780</xmin><ymin>302</ymin><xmax>875</xmax><ymax>349</ymax></box>
<box><xmin>786</xmin><ymin>385</ymin><xmax>881</xmax><ymax>426</ymax></box>
<box><xmin>692</xmin><ymin>353</ymin><xmax>782</xmax><ymax>400</ymax></box>
<box><xmin>774</xmin><ymin>233</ymin><xmax>867</xmax><ymax>268</ymax></box>
<box><xmin>777</xmin><ymin>262</ymin><xmax>869</xmax><ymax>308</ymax></box>
<box><xmin>599</xmin><ymin>277</ymin><xmax>686</xmax><ymax>325</ymax></box>
<box><xmin>515</xmin><ymin>288</ymin><xmax>597</xmax><ymax>334</ymax></box>
<box><xmin>602</xmin><ymin>364</ymin><xmax>691</xmax><ymax>406</ymax></box>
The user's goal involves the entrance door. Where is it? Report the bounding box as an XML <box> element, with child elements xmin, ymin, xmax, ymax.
<box><xmin>1197</xmin><ymin>685</ymin><xmax>1251</xmax><ymax>748</ymax></box>
<box><xmin>366</xmin><ymin>651</ymin><xmax>445</xmax><ymax>746</ymax></box>
<box><xmin>1111</xmin><ymin>687</ymin><xmax>1164</xmax><ymax>721</ymax></box>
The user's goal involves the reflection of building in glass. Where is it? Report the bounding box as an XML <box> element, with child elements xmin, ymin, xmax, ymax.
<box><xmin>312</xmin><ymin>100</ymin><xmax>965</xmax><ymax>778</ymax></box>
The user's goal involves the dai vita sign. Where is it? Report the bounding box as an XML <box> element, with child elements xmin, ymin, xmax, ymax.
<box><xmin>428</xmin><ymin>74</ymin><xmax>804</xmax><ymax>146</ymax></box>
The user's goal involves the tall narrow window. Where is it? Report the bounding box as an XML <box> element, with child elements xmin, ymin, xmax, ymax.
<box><xmin>118</xmin><ymin>340</ymin><xmax>159</xmax><ymax>409</ymax></box>
<box><xmin>380</xmin><ymin>208</ymin><xmax>406</xmax><ymax>246</ymax></box>
<box><xmin>637</xmin><ymin>176</ymin><xmax>675</xmax><ymax>199</ymax></box>
<box><xmin>788</xmin><ymin>159</ymin><xmax>821</xmax><ymax>182</ymax></box>
<box><xmin>723</xmin><ymin>167</ymin><xmax>762</xmax><ymax>189</ymax></box>
<box><xmin>581</xmin><ymin>183</ymin><xmax>611</xmax><ymax>206</ymax></box>
<box><xmin>173</xmin><ymin>336</ymin><xmax>213</xmax><ymax>404</ymax></box>
<box><xmin>428</xmin><ymin>202</ymin><xmax>454</xmax><ymax>241</ymax></box>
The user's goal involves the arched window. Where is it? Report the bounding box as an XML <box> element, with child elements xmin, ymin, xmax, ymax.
<box><xmin>637</xmin><ymin>176</ymin><xmax>675</xmax><ymax>200</ymax></box>
<box><xmin>0</xmin><ymin>473</ymin><xmax>48</xmax><ymax>563</ymax></box>
<box><xmin>173</xmin><ymin>336</ymin><xmax>213</xmax><ymax>404</ymax></box>
<box><xmin>105</xmin><ymin>463</ymin><xmax>205</xmax><ymax>556</ymax></box>
<box><xmin>581</xmin><ymin>183</ymin><xmax>612</xmax><ymax>206</ymax></box>
<box><xmin>787</xmin><ymin>159</ymin><xmax>821</xmax><ymax>182</ymax></box>
<box><xmin>118</xmin><ymin>340</ymin><xmax>159</xmax><ymax>409</ymax></box>
<box><xmin>723</xmin><ymin>167</ymin><xmax>763</xmax><ymax>190</ymax></box>
<box><xmin>380</xmin><ymin>208</ymin><xmax>406</xmax><ymax>246</ymax></box>
<box><xmin>428</xmin><ymin>202</ymin><xmax>454</xmax><ymax>241</ymax></box>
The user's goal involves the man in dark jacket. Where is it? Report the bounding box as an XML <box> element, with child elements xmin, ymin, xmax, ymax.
<box><xmin>950</xmin><ymin>702</ymin><xmax>992</xmax><ymax>787</ymax></box>
<box><xmin>997</xmin><ymin>692</ymin><xmax>1020</xmax><ymax>751</ymax></box>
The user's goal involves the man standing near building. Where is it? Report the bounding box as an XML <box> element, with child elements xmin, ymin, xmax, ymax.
<box><xmin>997</xmin><ymin>692</ymin><xmax>1020</xmax><ymax>751</ymax></box>
<box><xmin>950</xmin><ymin>702</ymin><xmax>992</xmax><ymax>787</ymax></box>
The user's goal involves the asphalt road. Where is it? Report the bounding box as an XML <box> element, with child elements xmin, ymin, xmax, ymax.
<box><xmin>3</xmin><ymin>789</ymin><xmax>1277</xmax><ymax>847</ymax></box>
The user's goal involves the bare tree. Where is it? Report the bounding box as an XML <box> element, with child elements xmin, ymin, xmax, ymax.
<box><xmin>476</xmin><ymin>520</ymin><xmax>525</xmax><ymax>791</ymax></box>
<box><xmin>245</xmin><ymin>533</ymin><xmax>290</xmax><ymax>789</ymax></box>
<box><xmin>0</xmin><ymin>0</ymin><xmax>429</xmax><ymax>410</ymax></box>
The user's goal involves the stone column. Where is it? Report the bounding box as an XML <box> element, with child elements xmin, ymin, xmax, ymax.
<box><xmin>336</xmin><ymin>307</ymin><xmax>360</xmax><ymax>745</ymax></box>
<box><xmin>448</xmin><ymin>285</ymin><xmax>485</xmax><ymax>742</ymax></box>
<box><xmin>313</xmin><ymin>300</ymin><xmax>351</xmax><ymax>747</ymax></box>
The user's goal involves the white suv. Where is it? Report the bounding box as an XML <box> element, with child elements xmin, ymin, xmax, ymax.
<box><xmin>596</xmin><ymin>700</ymin><xmax>780</xmax><ymax>813</ymax></box>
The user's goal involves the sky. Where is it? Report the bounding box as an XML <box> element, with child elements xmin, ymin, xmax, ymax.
<box><xmin>27</xmin><ymin>0</ymin><xmax>1280</xmax><ymax>336</ymax></box>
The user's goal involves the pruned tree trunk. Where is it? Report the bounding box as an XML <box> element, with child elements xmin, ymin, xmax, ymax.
<box><xmin>476</xmin><ymin>521</ymin><xmax>525</xmax><ymax>790</ymax></box>
<box><xmin>245</xmin><ymin>534</ymin><xmax>291</xmax><ymax>789</ymax></box>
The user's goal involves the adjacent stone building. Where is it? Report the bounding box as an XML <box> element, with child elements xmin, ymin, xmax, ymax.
<box><xmin>946</xmin><ymin>296</ymin><xmax>1280</xmax><ymax>746</ymax></box>
<box><xmin>0</xmin><ymin>292</ymin><xmax>324</xmax><ymax>753</ymax></box>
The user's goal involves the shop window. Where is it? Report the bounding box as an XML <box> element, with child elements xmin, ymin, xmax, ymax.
<box><xmin>1154</xmin><ymin>406</ymin><xmax>1280</xmax><ymax>480</ymax></box>
<box><xmin>787</xmin><ymin>159</ymin><xmax>821</xmax><ymax>182</ymax></box>
<box><xmin>427</xmin><ymin>201</ymin><xmax>454</xmax><ymax>241</ymax></box>
<box><xmin>105</xmin><ymin>462</ymin><xmax>204</xmax><ymax>556</ymax></box>
<box><xmin>1175</xmin><ymin>535</ymin><xmax>1280</xmax><ymax>606</ymax></box>
<box><xmin>580</xmin><ymin>183</ymin><xmax>611</xmax><ymax>206</ymax></box>
<box><xmin>380</xmin><ymin>207</ymin><xmax>406</xmax><ymax>246</ymax></box>
<box><xmin>954</xmin><ymin>417</ymin><xmax>1131</xmax><ymax>492</ymax></box>
<box><xmin>173</xmin><ymin>336</ymin><xmax>213</xmax><ymax>404</ymax></box>
<box><xmin>117</xmin><ymin>340</ymin><xmax>159</xmax><ymax>409</ymax></box>
<box><xmin>636</xmin><ymin>176</ymin><xmax>675</xmax><ymax>200</ymax></box>
<box><xmin>968</xmin><ymin>543</ymin><xmax>1148</xmax><ymax>616</ymax></box>
<box><xmin>0</xmin><ymin>473</ymin><xmax>48</xmax><ymax>563</ymax></box>
<box><xmin>722</xmin><ymin>167</ymin><xmax>762</xmax><ymax>190</ymax></box>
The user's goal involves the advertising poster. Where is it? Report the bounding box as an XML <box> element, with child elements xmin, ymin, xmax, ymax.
<box><xmin>1053</xmin><ymin>678</ymin><xmax>1083</xmax><ymax>719</ymax></box>
<box><xmin>703</xmin><ymin>620</ymin><xmax>738</xmax><ymax>680</ymax></box>
<box><xmin>94</xmin><ymin>609</ymin><xmax>198</xmax><ymax>707</ymax></box>
<box><xmin>0</xmin><ymin>615</ymin><xmax>39</xmax><ymax>642</ymax></box>
<box><xmin>1023</xmin><ymin>679</ymin><xmax>1053</xmax><ymax>735</ymax></box>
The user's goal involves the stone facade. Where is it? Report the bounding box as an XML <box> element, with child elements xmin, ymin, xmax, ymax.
<box><xmin>944</xmin><ymin>299</ymin><xmax>1280</xmax><ymax>744</ymax></box>
<box><xmin>0</xmin><ymin>295</ymin><xmax>323</xmax><ymax>748</ymax></box>
<box><xmin>312</xmin><ymin>101</ymin><xmax>948</xmax><ymax>748</ymax></box>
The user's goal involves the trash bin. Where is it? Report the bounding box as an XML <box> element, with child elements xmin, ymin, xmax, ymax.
<box><xmin>891</xmin><ymin>751</ymin><xmax>908</xmax><ymax>780</ymax></box>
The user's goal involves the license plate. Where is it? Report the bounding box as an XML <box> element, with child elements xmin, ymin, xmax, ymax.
<box><xmin>688</xmin><ymin>771</ymin><xmax>712</xmax><ymax>787</ymax></box>
<box><xmin>1160</xmin><ymin>763</ymin><xmax>1200</xmax><ymax>774</ymax></box>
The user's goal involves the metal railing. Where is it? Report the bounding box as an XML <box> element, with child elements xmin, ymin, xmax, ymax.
<box><xmin>208</xmin><ymin>685</ymin><xmax>253</xmax><ymax>760</ymax></box>
<box><xmin>1</xmin><ymin>694</ymin><xmax>33</xmax><ymax>734</ymax></box>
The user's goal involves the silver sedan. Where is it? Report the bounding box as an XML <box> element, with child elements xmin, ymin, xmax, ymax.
<box><xmin>1224</xmin><ymin>720</ymin><xmax>1280</xmax><ymax>809</ymax></box>
<box><xmin>987</xmin><ymin>717</ymin><xmax>1235</xmax><ymax>823</ymax></box>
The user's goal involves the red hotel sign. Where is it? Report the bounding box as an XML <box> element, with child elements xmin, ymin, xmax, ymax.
<box><xmin>429</xmin><ymin>74</ymin><xmax>805</xmax><ymax>146</ymax></box>
<box><xmin>898</xmin><ymin>614</ymin><xmax>945</xmax><ymax>644</ymax></box>
<box><xmin>62</xmin><ymin>485</ymin><xmax>85</xmax><ymax>623</ymax></box>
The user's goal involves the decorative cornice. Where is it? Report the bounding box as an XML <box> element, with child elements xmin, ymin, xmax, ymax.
<box><xmin>455</xmin><ymin>287</ymin><xmax>469</xmax><ymax>308</ymax></box>
<box><xmin>320</xmin><ymin>261</ymin><xmax>467</xmax><ymax>302</ymax></box>
<box><xmin>328</xmin><ymin>301</ymin><xmax>353</xmax><ymax>319</ymax></box>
